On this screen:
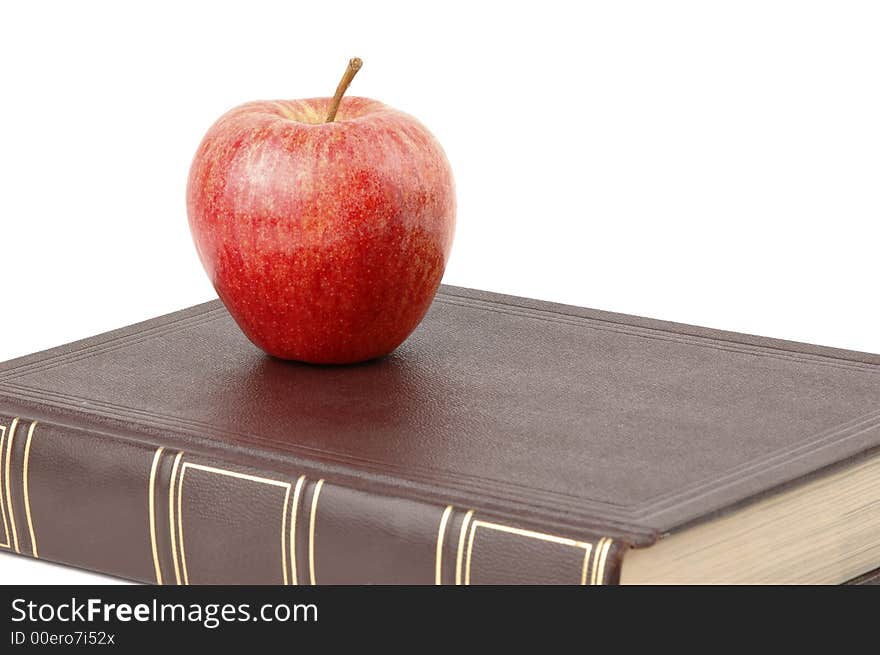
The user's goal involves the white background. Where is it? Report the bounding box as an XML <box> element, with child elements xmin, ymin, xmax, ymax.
<box><xmin>1</xmin><ymin>1</ymin><xmax>878</xmax><ymax>584</ymax></box>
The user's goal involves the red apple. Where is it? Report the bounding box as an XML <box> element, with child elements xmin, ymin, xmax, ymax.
<box><xmin>186</xmin><ymin>60</ymin><xmax>455</xmax><ymax>364</ymax></box>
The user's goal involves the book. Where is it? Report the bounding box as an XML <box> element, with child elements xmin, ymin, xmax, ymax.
<box><xmin>2</xmin><ymin>285</ymin><xmax>879</xmax><ymax>584</ymax></box>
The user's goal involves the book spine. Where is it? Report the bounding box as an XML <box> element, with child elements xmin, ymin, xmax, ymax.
<box><xmin>0</xmin><ymin>414</ymin><xmax>622</xmax><ymax>585</ymax></box>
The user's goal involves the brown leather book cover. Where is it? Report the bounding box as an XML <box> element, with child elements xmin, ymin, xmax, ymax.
<box><xmin>1</xmin><ymin>285</ymin><xmax>879</xmax><ymax>584</ymax></box>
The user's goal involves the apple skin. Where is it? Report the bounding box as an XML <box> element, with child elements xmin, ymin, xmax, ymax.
<box><xmin>186</xmin><ymin>96</ymin><xmax>455</xmax><ymax>364</ymax></box>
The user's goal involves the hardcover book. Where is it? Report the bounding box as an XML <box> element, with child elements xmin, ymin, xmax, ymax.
<box><xmin>1</xmin><ymin>286</ymin><xmax>879</xmax><ymax>584</ymax></box>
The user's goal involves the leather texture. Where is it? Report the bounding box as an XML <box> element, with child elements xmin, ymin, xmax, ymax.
<box><xmin>1</xmin><ymin>285</ymin><xmax>879</xmax><ymax>584</ymax></box>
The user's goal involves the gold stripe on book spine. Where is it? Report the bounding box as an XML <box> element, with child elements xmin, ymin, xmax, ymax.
<box><xmin>590</xmin><ymin>538</ymin><xmax>605</xmax><ymax>585</ymax></box>
<box><xmin>580</xmin><ymin>542</ymin><xmax>593</xmax><ymax>585</ymax></box>
<box><xmin>308</xmin><ymin>479</ymin><xmax>325</xmax><ymax>585</ymax></box>
<box><xmin>289</xmin><ymin>475</ymin><xmax>306</xmax><ymax>585</ymax></box>
<box><xmin>148</xmin><ymin>448</ymin><xmax>165</xmax><ymax>584</ymax></box>
<box><xmin>0</xmin><ymin>424</ymin><xmax>9</xmax><ymax>549</ymax></box>
<box><xmin>589</xmin><ymin>537</ymin><xmax>615</xmax><ymax>585</ymax></box>
<box><xmin>454</xmin><ymin>509</ymin><xmax>475</xmax><ymax>585</ymax></box>
<box><xmin>176</xmin><ymin>459</ymin><xmax>187</xmax><ymax>584</ymax></box>
<box><xmin>435</xmin><ymin>505</ymin><xmax>454</xmax><ymax>585</ymax></box>
<box><xmin>4</xmin><ymin>418</ymin><xmax>21</xmax><ymax>553</ymax></box>
<box><xmin>22</xmin><ymin>421</ymin><xmax>38</xmax><ymax>558</ymax></box>
<box><xmin>595</xmin><ymin>537</ymin><xmax>613</xmax><ymax>585</ymax></box>
<box><xmin>167</xmin><ymin>452</ymin><xmax>184</xmax><ymax>584</ymax></box>
<box><xmin>280</xmin><ymin>484</ymin><xmax>292</xmax><ymax>585</ymax></box>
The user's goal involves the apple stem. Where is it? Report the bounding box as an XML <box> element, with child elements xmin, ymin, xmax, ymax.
<box><xmin>325</xmin><ymin>57</ymin><xmax>363</xmax><ymax>123</ymax></box>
